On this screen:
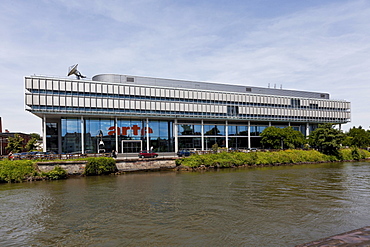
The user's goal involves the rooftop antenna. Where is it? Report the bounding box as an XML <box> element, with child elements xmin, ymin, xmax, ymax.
<box><xmin>67</xmin><ymin>64</ymin><xmax>86</xmax><ymax>80</ymax></box>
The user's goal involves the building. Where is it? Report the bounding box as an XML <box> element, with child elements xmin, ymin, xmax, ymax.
<box><xmin>24</xmin><ymin>73</ymin><xmax>350</xmax><ymax>154</ymax></box>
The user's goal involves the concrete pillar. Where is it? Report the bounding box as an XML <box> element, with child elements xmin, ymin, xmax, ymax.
<box><xmin>306</xmin><ymin>123</ymin><xmax>310</xmax><ymax>137</ymax></box>
<box><xmin>225</xmin><ymin>120</ymin><xmax>228</xmax><ymax>149</ymax></box>
<box><xmin>201</xmin><ymin>120</ymin><xmax>204</xmax><ymax>151</ymax></box>
<box><xmin>146</xmin><ymin>118</ymin><xmax>150</xmax><ymax>151</ymax></box>
<box><xmin>115</xmin><ymin>117</ymin><xmax>118</xmax><ymax>153</ymax></box>
<box><xmin>81</xmin><ymin>116</ymin><xmax>84</xmax><ymax>154</ymax></box>
<box><xmin>58</xmin><ymin>119</ymin><xmax>62</xmax><ymax>154</ymax></box>
<box><xmin>174</xmin><ymin>119</ymin><xmax>178</xmax><ymax>153</ymax></box>
<box><xmin>43</xmin><ymin>115</ymin><xmax>46</xmax><ymax>152</ymax></box>
<box><xmin>248</xmin><ymin>121</ymin><xmax>251</xmax><ymax>149</ymax></box>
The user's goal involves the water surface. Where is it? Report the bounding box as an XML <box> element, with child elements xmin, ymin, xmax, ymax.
<box><xmin>1</xmin><ymin>161</ymin><xmax>370</xmax><ymax>246</ymax></box>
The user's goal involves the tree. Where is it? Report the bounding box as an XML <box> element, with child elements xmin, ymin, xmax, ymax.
<box><xmin>260</xmin><ymin>126</ymin><xmax>305</xmax><ymax>149</ymax></box>
<box><xmin>343</xmin><ymin>126</ymin><xmax>370</xmax><ymax>148</ymax></box>
<box><xmin>281</xmin><ymin>127</ymin><xmax>305</xmax><ymax>149</ymax></box>
<box><xmin>6</xmin><ymin>134</ymin><xmax>24</xmax><ymax>153</ymax></box>
<box><xmin>260</xmin><ymin>127</ymin><xmax>283</xmax><ymax>149</ymax></box>
<box><xmin>30</xmin><ymin>133</ymin><xmax>41</xmax><ymax>140</ymax></box>
<box><xmin>25</xmin><ymin>137</ymin><xmax>38</xmax><ymax>151</ymax></box>
<box><xmin>309</xmin><ymin>123</ymin><xmax>345</xmax><ymax>156</ymax></box>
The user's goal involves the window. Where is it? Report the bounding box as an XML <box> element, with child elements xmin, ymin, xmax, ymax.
<box><xmin>309</xmin><ymin>103</ymin><xmax>318</xmax><ymax>109</ymax></box>
<box><xmin>291</xmin><ymin>99</ymin><xmax>301</xmax><ymax>107</ymax></box>
<box><xmin>227</xmin><ymin>106</ymin><xmax>239</xmax><ymax>116</ymax></box>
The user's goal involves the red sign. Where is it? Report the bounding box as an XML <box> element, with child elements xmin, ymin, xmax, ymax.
<box><xmin>108</xmin><ymin>125</ymin><xmax>153</xmax><ymax>136</ymax></box>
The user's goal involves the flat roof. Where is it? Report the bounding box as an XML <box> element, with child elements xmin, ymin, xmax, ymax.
<box><xmin>92</xmin><ymin>74</ymin><xmax>330</xmax><ymax>99</ymax></box>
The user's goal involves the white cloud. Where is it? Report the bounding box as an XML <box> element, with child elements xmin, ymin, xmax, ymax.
<box><xmin>0</xmin><ymin>0</ymin><xmax>370</xmax><ymax>133</ymax></box>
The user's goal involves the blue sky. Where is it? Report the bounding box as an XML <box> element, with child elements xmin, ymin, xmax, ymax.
<box><xmin>1</xmin><ymin>0</ymin><xmax>370</xmax><ymax>134</ymax></box>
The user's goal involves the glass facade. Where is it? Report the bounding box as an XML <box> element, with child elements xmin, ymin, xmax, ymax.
<box><xmin>57</xmin><ymin>118</ymin><xmax>174</xmax><ymax>153</ymax></box>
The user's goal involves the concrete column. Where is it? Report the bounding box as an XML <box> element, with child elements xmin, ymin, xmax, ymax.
<box><xmin>81</xmin><ymin>116</ymin><xmax>84</xmax><ymax>154</ymax></box>
<box><xmin>115</xmin><ymin>117</ymin><xmax>118</xmax><ymax>153</ymax></box>
<box><xmin>201</xmin><ymin>120</ymin><xmax>204</xmax><ymax>151</ymax></box>
<box><xmin>306</xmin><ymin>123</ymin><xmax>310</xmax><ymax>137</ymax></box>
<box><xmin>174</xmin><ymin>119</ymin><xmax>178</xmax><ymax>153</ymax></box>
<box><xmin>269</xmin><ymin>121</ymin><xmax>271</xmax><ymax>127</ymax></box>
<box><xmin>248</xmin><ymin>121</ymin><xmax>251</xmax><ymax>149</ymax></box>
<box><xmin>225</xmin><ymin>120</ymin><xmax>228</xmax><ymax>149</ymax></box>
<box><xmin>146</xmin><ymin>118</ymin><xmax>150</xmax><ymax>151</ymax></box>
<box><xmin>58</xmin><ymin>119</ymin><xmax>62</xmax><ymax>154</ymax></box>
<box><xmin>43</xmin><ymin>115</ymin><xmax>46</xmax><ymax>152</ymax></box>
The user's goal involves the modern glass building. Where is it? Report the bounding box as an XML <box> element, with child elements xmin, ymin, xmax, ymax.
<box><xmin>25</xmin><ymin>73</ymin><xmax>351</xmax><ymax>154</ymax></box>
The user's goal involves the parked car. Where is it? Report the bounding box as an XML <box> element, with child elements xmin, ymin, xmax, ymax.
<box><xmin>12</xmin><ymin>152</ymin><xmax>28</xmax><ymax>159</ymax></box>
<box><xmin>177</xmin><ymin>149</ymin><xmax>194</xmax><ymax>157</ymax></box>
<box><xmin>138</xmin><ymin>150</ymin><xmax>158</xmax><ymax>158</ymax></box>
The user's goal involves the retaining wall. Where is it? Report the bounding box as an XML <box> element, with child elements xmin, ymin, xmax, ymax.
<box><xmin>37</xmin><ymin>158</ymin><xmax>177</xmax><ymax>175</ymax></box>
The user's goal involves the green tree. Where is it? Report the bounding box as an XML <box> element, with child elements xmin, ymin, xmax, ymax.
<box><xmin>260</xmin><ymin>126</ymin><xmax>283</xmax><ymax>149</ymax></box>
<box><xmin>282</xmin><ymin>127</ymin><xmax>306</xmax><ymax>149</ymax></box>
<box><xmin>6</xmin><ymin>134</ymin><xmax>24</xmax><ymax>153</ymax></box>
<box><xmin>309</xmin><ymin>123</ymin><xmax>345</xmax><ymax>156</ymax></box>
<box><xmin>30</xmin><ymin>133</ymin><xmax>41</xmax><ymax>140</ymax></box>
<box><xmin>260</xmin><ymin>126</ymin><xmax>305</xmax><ymax>149</ymax></box>
<box><xmin>343</xmin><ymin>126</ymin><xmax>370</xmax><ymax>148</ymax></box>
<box><xmin>25</xmin><ymin>138</ymin><xmax>38</xmax><ymax>151</ymax></box>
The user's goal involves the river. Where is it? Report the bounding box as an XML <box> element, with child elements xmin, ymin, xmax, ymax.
<box><xmin>1</xmin><ymin>161</ymin><xmax>370</xmax><ymax>246</ymax></box>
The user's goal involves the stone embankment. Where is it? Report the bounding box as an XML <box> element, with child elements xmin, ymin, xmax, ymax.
<box><xmin>37</xmin><ymin>157</ymin><xmax>178</xmax><ymax>175</ymax></box>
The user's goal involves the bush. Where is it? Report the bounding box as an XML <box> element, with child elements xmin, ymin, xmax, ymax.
<box><xmin>0</xmin><ymin>160</ymin><xmax>38</xmax><ymax>183</ymax></box>
<box><xmin>176</xmin><ymin>149</ymin><xmax>368</xmax><ymax>169</ymax></box>
<box><xmin>84</xmin><ymin>157</ymin><xmax>117</xmax><ymax>175</ymax></box>
<box><xmin>43</xmin><ymin>166</ymin><xmax>68</xmax><ymax>180</ymax></box>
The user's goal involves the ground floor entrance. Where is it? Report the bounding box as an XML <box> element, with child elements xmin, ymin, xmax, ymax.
<box><xmin>121</xmin><ymin>140</ymin><xmax>142</xmax><ymax>153</ymax></box>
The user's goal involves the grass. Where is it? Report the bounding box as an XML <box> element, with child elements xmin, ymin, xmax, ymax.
<box><xmin>177</xmin><ymin>148</ymin><xmax>370</xmax><ymax>168</ymax></box>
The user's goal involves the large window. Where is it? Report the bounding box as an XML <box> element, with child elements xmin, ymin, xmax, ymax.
<box><xmin>46</xmin><ymin>122</ymin><xmax>58</xmax><ymax>153</ymax></box>
<box><xmin>178</xmin><ymin>124</ymin><xmax>202</xmax><ymax>136</ymax></box>
<box><xmin>61</xmin><ymin>118</ymin><xmax>82</xmax><ymax>153</ymax></box>
<box><xmin>84</xmin><ymin>118</ymin><xmax>115</xmax><ymax>153</ymax></box>
<box><xmin>228</xmin><ymin>126</ymin><xmax>248</xmax><ymax>136</ymax></box>
<box><xmin>204</xmin><ymin>125</ymin><xmax>225</xmax><ymax>136</ymax></box>
<box><xmin>149</xmin><ymin>120</ymin><xmax>174</xmax><ymax>152</ymax></box>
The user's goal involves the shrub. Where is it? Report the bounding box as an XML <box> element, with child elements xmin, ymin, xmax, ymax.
<box><xmin>0</xmin><ymin>160</ymin><xmax>38</xmax><ymax>183</ymax></box>
<box><xmin>176</xmin><ymin>149</ymin><xmax>364</xmax><ymax>169</ymax></box>
<box><xmin>43</xmin><ymin>166</ymin><xmax>68</xmax><ymax>180</ymax></box>
<box><xmin>84</xmin><ymin>157</ymin><xmax>117</xmax><ymax>175</ymax></box>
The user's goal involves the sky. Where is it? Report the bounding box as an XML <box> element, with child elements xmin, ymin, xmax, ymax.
<box><xmin>1</xmin><ymin>0</ymin><xmax>370</xmax><ymax>134</ymax></box>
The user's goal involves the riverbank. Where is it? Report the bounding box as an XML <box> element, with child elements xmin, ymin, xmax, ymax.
<box><xmin>1</xmin><ymin>148</ymin><xmax>369</xmax><ymax>183</ymax></box>
<box><xmin>175</xmin><ymin>148</ymin><xmax>370</xmax><ymax>170</ymax></box>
